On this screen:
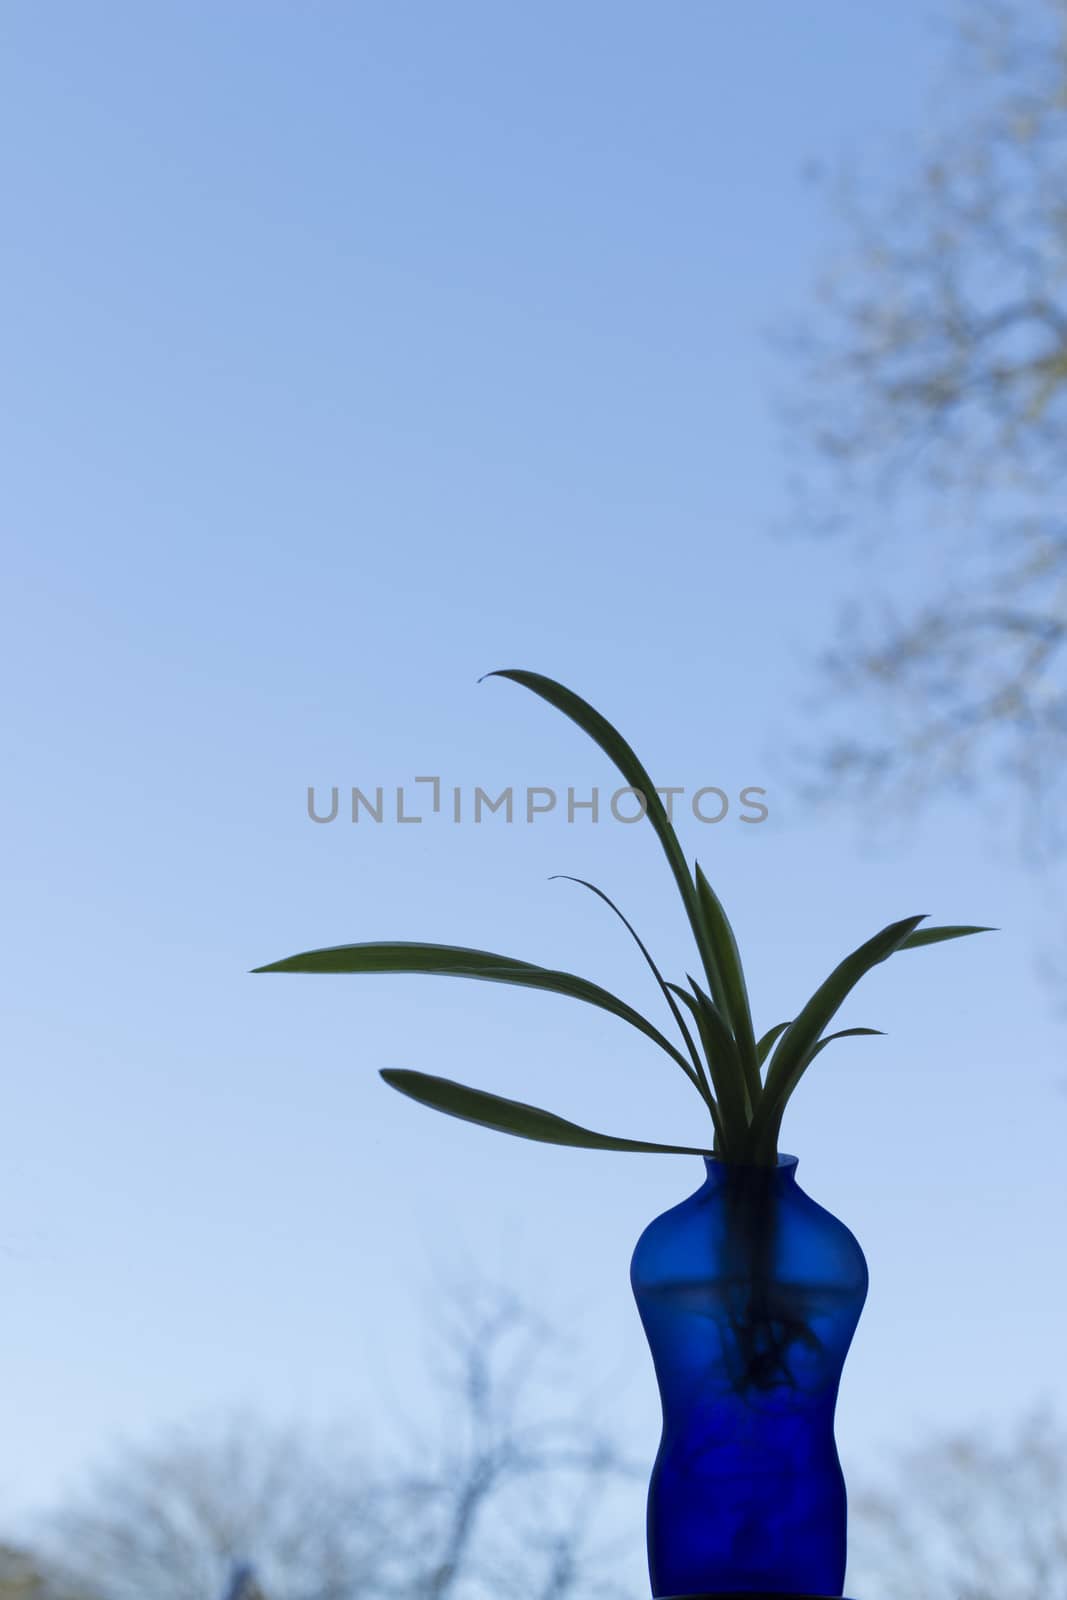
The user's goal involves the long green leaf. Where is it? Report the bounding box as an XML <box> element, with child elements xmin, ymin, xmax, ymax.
<box><xmin>550</xmin><ymin>874</ymin><xmax>711</xmax><ymax>1102</ymax></box>
<box><xmin>381</xmin><ymin>1070</ymin><xmax>714</xmax><ymax>1154</ymax></box>
<box><xmin>756</xmin><ymin>1021</ymin><xmax>791</xmax><ymax>1068</ymax></box>
<box><xmin>485</xmin><ymin>672</ymin><xmax>757</xmax><ymax>1046</ymax></box>
<box><xmin>809</xmin><ymin>1026</ymin><xmax>885</xmax><ymax>1057</ymax></box>
<box><xmin>896</xmin><ymin>925</ymin><xmax>996</xmax><ymax>950</ymax></box>
<box><xmin>749</xmin><ymin>914</ymin><xmax>928</xmax><ymax>1160</ymax></box>
<box><xmin>252</xmin><ymin>940</ymin><xmax>696</xmax><ymax>1077</ymax></box>
<box><xmin>695</xmin><ymin>864</ymin><xmax>760</xmax><ymax>1107</ymax></box>
<box><xmin>483</xmin><ymin>669</ymin><xmax>714</xmax><ymax>985</ymax></box>
<box><xmin>754</xmin><ymin>1028</ymin><xmax>885</xmax><ymax>1159</ymax></box>
<box><xmin>668</xmin><ymin>981</ymin><xmax>744</xmax><ymax>1154</ymax></box>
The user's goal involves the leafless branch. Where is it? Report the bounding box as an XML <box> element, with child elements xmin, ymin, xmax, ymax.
<box><xmin>773</xmin><ymin>0</ymin><xmax>1067</xmax><ymax>846</ymax></box>
<box><xmin>21</xmin><ymin>1282</ymin><xmax>643</xmax><ymax>1600</ymax></box>
<box><xmin>848</xmin><ymin>1407</ymin><xmax>1067</xmax><ymax>1600</ymax></box>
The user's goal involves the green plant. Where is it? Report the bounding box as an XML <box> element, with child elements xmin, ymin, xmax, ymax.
<box><xmin>255</xmin><ymin>670</ymin><xmax>992</xmax><ymax>1166</ymax></box>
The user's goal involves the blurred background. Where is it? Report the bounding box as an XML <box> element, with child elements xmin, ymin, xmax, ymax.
<box><xmin>2</xmin><ymin>1</ymin><xmax>1065</xmax><ymax>1595</ymax></box>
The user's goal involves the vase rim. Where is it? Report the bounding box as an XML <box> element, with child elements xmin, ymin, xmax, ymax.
<box><xmin>702</xmin><ymin>1152</ymin><xmax>799</xmax><ymax>1173</ymax></box>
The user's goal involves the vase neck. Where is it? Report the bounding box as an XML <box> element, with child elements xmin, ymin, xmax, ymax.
<box><xmin>702</xmin><ymin>1153</ymin><xmax>799</xmax><ymax>1191</ymax></box>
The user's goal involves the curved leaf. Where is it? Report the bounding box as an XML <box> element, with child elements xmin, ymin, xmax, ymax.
<box><xmin>809</xmin><ymin>1026</ymin><xmax>885</xmax><ymax>1058</ymax></box>
<box><xmin>252</xmin><ymin>940</ymin><xmax>695</xmax><ymax>1076</ymax></box>
<box><xmin>896</xmin><ymin>925</ymin><xmax>996</xmax><ymax>950</ymax></box>
<box><xmin>668</xmin><ymin>980</ymin><xmax>743</xmax><ymax>1154</ymax></box>
<box><xmin>753</xmin><ymin>1028</ymin><xmax>886</xmax><ymax>1159</ymax></box>
<box><xmin>483</xmin><ymin>670</ymin><xmax>711</xmax><ymax>973</ymax></box>
<box><xmin>756</xmin><ymin>1021</ymin><xmax>791</xmax><ymax>1068</ymax></box>
<box><xmin>381</xmin><ymin>1069</ymin><xmax>714</xmax><ymax>1154</ymax></box>
<box><xmin>484</xmin><ymin>672</ymin><xmax>756</xmax><ymax>1049</ymax></box>
<box><xmin>749</xmin><ymin>915</ymin><xmax>926</xmax><ymax>1159</ymax></box>
<box><xmin>695</xmin><ymin>864</ymin><xmax>760</xmax><ymax>1105</ymax></box>
<box><xmin>550</xmin><ymin>874</ymin><xmax>710</xmax><ymax>1101</ymax></box>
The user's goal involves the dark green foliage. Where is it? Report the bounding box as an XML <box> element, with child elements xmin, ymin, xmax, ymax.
<box><xmin>257</xmin><ymin>672</ymin><xmax>993</xmax><ymax>1163</ymax></box>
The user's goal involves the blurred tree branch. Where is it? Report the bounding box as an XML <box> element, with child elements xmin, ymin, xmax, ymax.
<box><xmin>23</xmin><ymin>1282</ymin><xmax>642</xmax><ymax>1600</ymax></box>
<box><xmin>0</xmin><ymin>1544</ymin><xmax>71</xmax><ymax>1599</ymax></box>
<box><xmin>848</xmin><ymin>1407</ymin><xmax>1067</xmax><ymax>1600</ymax></box>
<box><xmin>774</xmin><ymin>0</ymin><xmax>1067</xmax><ymax>847</ymax></box>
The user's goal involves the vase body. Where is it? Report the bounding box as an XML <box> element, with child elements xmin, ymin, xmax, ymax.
<box><xmin>630</xmin><ymin>1155</ymin><xmax>867</xmax><ymax>1598</ymax></box>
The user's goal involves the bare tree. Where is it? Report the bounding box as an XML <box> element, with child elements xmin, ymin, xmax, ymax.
<box><xmin>36</xmin><ymin>1414</ymin><xmax>383</xmax><ymax>1600</ymax></box>
<box><xmin>372</xmin><ymin>1280</ymin><xmax>642</xmax><ymax>1600</ymax></box>
<box><xmin>221</xmin><ymin>1567</ymin><xmax>268</xmax><ymax>1600</ymax></box>
<box><xmin>31</xmin><ymin>1284</ymin><xmax>642</xmax><ymax>1600</ymax></box>
<box><xmin>775</xmin><ymin>0</ymin><xmax>1067</xmax><ymax>849</ymax></box>
<box><xmin>847</xmin><ymin>1407</ymin><xmax>1067</xmax><ymax>1600</ymax></box>
<box><xmin>0</xmin><ymin>1544</ymin><xmax>67</xmax><ymax>1599</ymax></box>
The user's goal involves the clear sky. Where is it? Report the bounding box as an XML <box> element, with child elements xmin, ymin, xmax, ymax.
<box><xmin>2</xmin><ymin>0</ymin><xmax>1064</xmax><ymax>1583</ymax></box>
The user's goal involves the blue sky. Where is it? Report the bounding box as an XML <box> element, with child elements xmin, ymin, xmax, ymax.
<box><xmin>2</xmin><ymin>0</ymin><xmax>1064</xmax><ymax>1579</ymax></box>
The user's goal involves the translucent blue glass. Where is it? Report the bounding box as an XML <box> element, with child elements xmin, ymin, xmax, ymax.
<box><xmin>631</xmin><ymin>1155</ymin><xmax>867</xmax><ymax>1598</ymax></box>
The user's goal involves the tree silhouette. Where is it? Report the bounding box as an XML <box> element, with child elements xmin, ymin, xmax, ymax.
<box><xmin>34</xmin><ymin>1284</ymin><xmax>642</xmax><ymax>1600</ymax></box>
<box><xmin>776</xmin><ymin>0</ymin><xmax>1067</xmax><ymax>850</ymax></box>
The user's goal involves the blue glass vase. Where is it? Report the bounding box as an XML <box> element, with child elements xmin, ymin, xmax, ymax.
<box><xmin>630</xmin><ymin>1154</ymin><xmax>867</xmax><ymax>1599</ymax></box>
